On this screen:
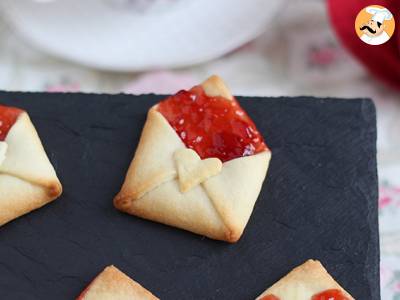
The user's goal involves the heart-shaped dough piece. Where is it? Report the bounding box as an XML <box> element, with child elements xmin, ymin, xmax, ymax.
<box><xmin>174</xmin><ymin>148</ymin><xmax>222</xmax><ymax>193</ymax></box>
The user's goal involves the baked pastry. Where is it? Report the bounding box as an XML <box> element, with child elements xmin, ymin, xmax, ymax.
<box><xmin>0</xmin><ymin>104</ymin><xmax>62</xmax><ymax>226</ymax></box>
<box><xmin>256</xmin><ymin>259</ymin><xmax>354</xmax><ymax>300</ymax></box>
<box><xmin>114</xmin><ymin>75</ymin><xmax>271</xmax><ymax>242</ymax></box>
<box><xmin>76</xmin><ymin>265</ymin><xmax>159</xmax><ymax>300</ymax></box>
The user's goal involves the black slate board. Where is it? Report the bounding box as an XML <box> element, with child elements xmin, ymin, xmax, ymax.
<box><xmin>0</xmin><ymin>92</ymin><xmax>379</xmax><ymax>300</ymax></box>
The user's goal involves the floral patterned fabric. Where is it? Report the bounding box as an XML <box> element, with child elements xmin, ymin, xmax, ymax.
<box><xmin>0</xmin><ymin>1</ymin><xmax>399</xmax><ymax>298</ymax></box>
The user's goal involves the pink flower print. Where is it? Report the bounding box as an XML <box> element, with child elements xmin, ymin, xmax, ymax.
<box><xmin>307</xmin><ymin>42</ymin><xmax>342</xmax><ymax>68</ymax></box>
<box><xmin>46</xmin><ymin>83</ymin><xmax>81</xmax><ymax>93</ymax></box>
<box><xmin>379</xmin><ymin>184</ymin><xmax>400</xmax><ymax>211</ymax></box>
<box><xmin>45</xmin><ymin>78</ymin><xmax>81</xmax><ymax>92</ymax></box>
<box><xmin>395</xmin><ymin>282</ymin><xmax>400</xmax><ymax>293</ymax></box>
<box><xmin>124</xmin><ymin>71</ymin><xmax>197</xmax><ymax>95</ymax></box>
<box><xmin>309</xmin><ymin>47</ymin><xmax>337</xmax><ymax>66</ymax></box>
<box><xmin>379</xmin><ymin>196</ymin><xmax>392</xmax><ymax>209</ymax></box>
<box><xmin>380</xmin><ymin>262</ymin><xmax>394</xmax><ymax>287</ymax></box>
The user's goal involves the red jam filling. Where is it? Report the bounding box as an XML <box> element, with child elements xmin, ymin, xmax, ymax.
<box><xmin>0</xmin><ymin>104</ymin><xmax>23</xmax><ymax>141</ymax></box>
<box><xmin>260</xmin><ymin>295</ymin><xmax>280</xmax><ymax>300</ymax></box>
<box><xmin>260</xmin><ymin>289</ymin><xmax>349</xmax><ymax>300</ymax></box>
<box><xmin>311</xmin><ymin>289</ymin><xmax>350</xmax><ymax>300</ymax></box>
<box><xmin>157</xmin><ymin>85</ymin><xmax>268</xmax><ymax>162</ymax></box>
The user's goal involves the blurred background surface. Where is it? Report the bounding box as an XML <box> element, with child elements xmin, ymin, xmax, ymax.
<box><xmin>0</xmin><ymin>0</ymin><xmax>399</xmax><ymax>297</ymax></box>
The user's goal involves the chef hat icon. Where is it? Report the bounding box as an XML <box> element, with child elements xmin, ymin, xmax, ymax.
<box><xmin>366</xmin><ymin>6</ymin><xmax>393</xmax><ymax>24</ymax></box>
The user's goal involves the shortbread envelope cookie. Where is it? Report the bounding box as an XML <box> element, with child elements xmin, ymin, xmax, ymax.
<box><xmin>0</xmin><ymin>104</ymin><xmax>62</xmax><ymax>226</ymax></box>
<box><xmin>256</xmin><ymin>260</ymin><xmax>354</xmax><ymax>300</ymax></box>
<box><xmin>77</xmin><ymin>265</ymin><xmax>159</xmax><ymax>300</ymax></box>
<box><xmin>114</xmin><ymin>75</ymin><xmax>271</xmax><ymax>242</ymax></box>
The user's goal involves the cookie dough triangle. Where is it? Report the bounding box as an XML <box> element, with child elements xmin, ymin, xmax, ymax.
<box><xmin>203</xmin><ymin>150</ymin><xmax>270</xmax><ymax>241</ymax></box>
<box><xmin>77</xmin><ymin>265</ymin><xmax>158</xmax><ymax>300</ymax></box>
<box><xmin>115</xmin><ymin>107</ymin><xmax>182</xmax><ymax>202</ymax></box>
<box><xmin>256</xmin><ymin>260</ymin><xmax>354</xmax><ymax>300</ymax></box>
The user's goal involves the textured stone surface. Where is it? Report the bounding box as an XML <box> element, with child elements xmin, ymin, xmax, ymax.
<box><xmin>0</xmin><ymin>92</ymin><xmax>379</xmax><ymax>299</ymax></box>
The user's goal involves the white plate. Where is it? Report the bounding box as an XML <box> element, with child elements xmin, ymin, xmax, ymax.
<box><xmin>0</xmin><ymin>0</ymin><xmax>283</xmax><ymax>71</ymax></box>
